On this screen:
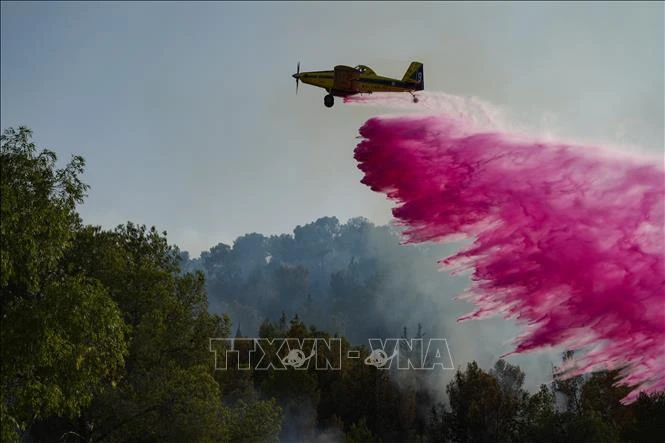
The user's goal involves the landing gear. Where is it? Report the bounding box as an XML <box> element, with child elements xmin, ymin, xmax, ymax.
<box><xmin>410</xmin><ymin>91</ymin><xmax>419</xmax><ymax>103</ymax></box>
<box><xmin>324</xmin><ymin>94</ymin><xmax>334</xmax><ymax>108</ymax></box>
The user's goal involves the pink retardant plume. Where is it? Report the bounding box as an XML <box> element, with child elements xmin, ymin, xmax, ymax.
<box><xmin>354</xmin><ymin>113</ymin><xmax>665</xmax><ymax>404</ymax></box>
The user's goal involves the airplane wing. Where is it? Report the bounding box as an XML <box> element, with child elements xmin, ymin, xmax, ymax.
<box><xmin>333</xmin><ymin>66</ymin><xmax>360</xmax><ymax>92</ymax></box>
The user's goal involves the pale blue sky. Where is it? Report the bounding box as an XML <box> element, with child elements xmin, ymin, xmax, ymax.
<box><xmin>2</xmin><ymin>1</ymin><xmax>663</xmax><ymax>256</ymax></box>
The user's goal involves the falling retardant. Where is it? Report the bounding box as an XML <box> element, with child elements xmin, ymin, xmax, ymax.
<box><xmin>352</xmin><ymin>109</ymin><xmax>665</xmax><ymax>404</ymax></box>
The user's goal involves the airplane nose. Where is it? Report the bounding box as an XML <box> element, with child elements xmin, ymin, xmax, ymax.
<box><xmin>292</xmin><ymin>73</ymin><xmax>300</xmax><ymax>79</ymax></box>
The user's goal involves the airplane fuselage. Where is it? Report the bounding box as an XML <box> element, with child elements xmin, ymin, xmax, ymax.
<box><xmin>297</xmin><ymin>70</ymin><xmax>419</xmax><ymax>96</ymax></box>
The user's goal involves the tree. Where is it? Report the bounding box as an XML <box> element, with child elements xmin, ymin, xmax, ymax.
<box><xmin>627</xmin><ymin>392</ymin><xmax>665</xmax><ymax>442</ymax></box>
<box><xmin>231</xmin><ymin>233</ymin><xmax>269</xmax><ymax>278</ymax></box>
<box><xmin>220</xmin><ymin>399</ymin><xmax>282</xmax><ymax>442</ymax></box>
<box><xmin>526</xmin><ymin>353</ymin><xmax>623</xmax><ymax>443</ymax></box>
<box><xmin>551</xmin><ymin>351</ymin><xmax>586</xmax><ymax>415</ymax></box>
<box><xmin>1</xmin><ymin>126</ymin><xmax>86</xmax><ymax>295</ymax></box>
<box><xmin>346</xmin><ymin>417</ymin><xmax>378</xmax><ymax>443</ymax></box>
<box><xmin>445</xmin><ymin>362</ymin><xmax>503</xmax><ymax>442</ymax></box>
<box><xmin>444</xmin><ymin>360</ymin><xmax>533</xmax><ymax>443</ymax></box>
<box><xmin>1</xmin><ymin>127</ymin><xmax>127</xmax><ymax>440</ymax></box>
<box><xmin>61</xmin><ymin>223</ymin><xmax>235</xmax><ymax>441</ymax></box>
<box><xmin>2</xmin><ymin>127</ymin><xmax>285</xmax><ymax>442</ymax></box>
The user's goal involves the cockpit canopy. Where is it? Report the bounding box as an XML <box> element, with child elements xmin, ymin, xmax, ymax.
<box><xmin>354</xmin><ymin>65</ymin><xmax>375</xmax><ymax>75</ymax></box>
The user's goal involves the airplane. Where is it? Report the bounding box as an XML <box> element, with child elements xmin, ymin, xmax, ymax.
<box><xmin>292</xmin><ymin>61</ymin><xmax>424</xmax><ymax>108</ymax></box>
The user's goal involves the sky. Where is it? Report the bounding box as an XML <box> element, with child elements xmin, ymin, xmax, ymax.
<box><xmin>2</xmin><ymin>1</ymin><xmax>663</xmax><ymax>257</ymax></box>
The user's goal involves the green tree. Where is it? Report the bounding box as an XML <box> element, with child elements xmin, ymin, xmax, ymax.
<box><xmin>1</xmin><ymin>127</ymin><xmax>127</xmax><ymax>441</ymax></box>
<box><xmin>443</xmin><ymin>360</ymin><xmax>533</xmax><ymax>443</ymax></box>
<box><xmin>445</xmin><ymin>361</ymin><xmax>503</xmax><ymax>442</ymax></box>
<box><xmin>61</xmin><ymin>224</ymin><xmax>234</xmax><ymax>441</ymax></box>
<box><xmin>220</xmin><ymin>399</ymin><xmax>282</xmax><ymax>442</ymax></box>
<box><xmin>346</xmin><ymin>417</ymin><xmax>378</xmax><ymax>443</ymax></box>
<box><xmin>1</xmin><ymin>126</ymin><xmax>86</xmax><ymax>294</ymax></box>
<box><xmin>627</xmin><ymin>392</ymin><xmax>665</xmax><ymax>443</ymax></box>
<box><xmin>2</xmin><ymin>127</ymin><xmax>284</xmax><ymax>442</ymax></box>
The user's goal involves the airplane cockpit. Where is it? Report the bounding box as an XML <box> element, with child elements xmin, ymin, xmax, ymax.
<box><xmin>354</xmin><ymin>65</ymin><xmax>375</xmax><ymax>75</ymax></box>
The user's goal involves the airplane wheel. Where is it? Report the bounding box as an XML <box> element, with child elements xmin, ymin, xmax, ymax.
<box><xmin>324</xmin><ymin>94</ymin><xmax>334</xmax><ymax>108</ymax></box>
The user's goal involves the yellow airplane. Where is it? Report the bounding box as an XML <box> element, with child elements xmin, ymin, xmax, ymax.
<box><xmin>292</xmin><ymin>61</ymin><xmax>424</xmax><ymax>108</ymax></box>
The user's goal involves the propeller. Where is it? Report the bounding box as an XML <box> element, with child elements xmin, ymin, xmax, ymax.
<box><xmin>295</xmin><ymin>61</ymin><xmax>300</xmax><ymax>95</ymax></box>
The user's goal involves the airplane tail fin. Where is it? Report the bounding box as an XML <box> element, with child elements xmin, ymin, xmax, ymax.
<box><xmin>402</xmin><ymin>62</ymin><xmax>424</xmax><ymax>91</ymax></box>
